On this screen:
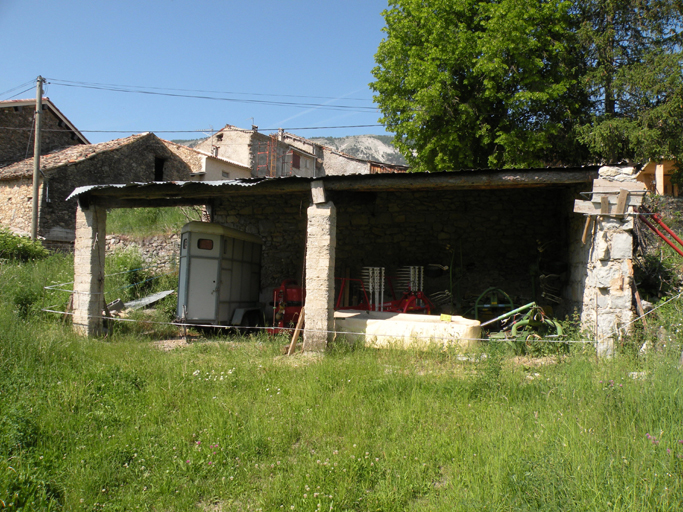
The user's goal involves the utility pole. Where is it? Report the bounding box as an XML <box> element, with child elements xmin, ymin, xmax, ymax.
<box><xmin>31</xmin><ymin>76</ymin><xmax>45</xmax><ymax>241</ymax></box>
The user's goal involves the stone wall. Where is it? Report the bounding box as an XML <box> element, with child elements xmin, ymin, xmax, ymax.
<box><xmin>0</xmin><ymin>178</ymin><xmax>40</xmax><ymax>236</ymax></box>
<box><xmin>105</xmin><ymin>233</ymin><xmax>180</xmax><ymax>271</ymax></box>
<box><xmin>0</xmin><ymin>105</ymin><xmax>84</xmax><ymax>167</ymax></box>
<box><xmin>213</xmin><ymin>185</ymin><xmax>585</xmax><ymax>317</ymax></box>
<box><xmin>212</xmin><ymin>192</ymin><xmax>310</xmax><ymax>302</ymax></box>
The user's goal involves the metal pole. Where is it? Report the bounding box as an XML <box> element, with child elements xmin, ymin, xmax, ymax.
<box><xmin>31</xmin><ymin>76</ymin><xmax>44</xmax><ymax>241</ymax></box>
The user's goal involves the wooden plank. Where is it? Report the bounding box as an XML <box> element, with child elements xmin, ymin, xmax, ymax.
<box><xmin>311</xmin><ymin>181</ymin><xmax>326</xmax><ymax>204</ymax></box>
<box><xmin>574</xmin><ymin>199</ymin><xmax>641</xmax><ymax>215</ymax></box>
<box><xmin>601</xmin><ymin>196</ymin><xmax>610</xmax><ymax>214</ymax></box>
<box><xmin>591</xmin><ymin>191</ymin><xmax>645</xmax><ymax>211</ymax></box>
<box><xmin>615</xmin><ymin>189</ymin><xmax>629</xmax><ymax>216</ymax></box>
<box><xmin>589</xmin><ymin>193</ymin><xmax>643</xmax><ymax>206</ymax></box>
<box><xmin>592</xmin><ymin>178</ymin><xmax>648</xmax><ymax>192</ymax></box>
<box><xmin>287</xmin><ymin>307</ymin><xmax>305</xmax><ymax>356</ymax></box>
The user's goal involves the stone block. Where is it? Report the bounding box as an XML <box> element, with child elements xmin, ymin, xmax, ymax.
<box><xmin>610</xmin><ymin>292</ymin><xmax>632</xmax><ymax>310</ymax></box>
<box><xmin>595</xmin><ymin>232</ymin><xmax>610</xmax><ymax>261</ymax></box>
<box><xmin>611</xmin><ymin>232</ymin><xmax>632</xmax><ymax>259</ymax></box>
<box><xmin>595</xmin><ymin>264</ymin><xmax>618</xmax><ymax>288</ymax></box>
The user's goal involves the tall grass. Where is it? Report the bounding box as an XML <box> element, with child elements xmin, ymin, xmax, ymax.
<box><xmin>2</xmin><ymin>254</ymin><xmax>683</xmax><ymax>510</ymax></box>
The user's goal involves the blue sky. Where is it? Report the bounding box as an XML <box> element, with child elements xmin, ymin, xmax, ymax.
<box><xmin>0</xmin><ymin>0</ymin><xmax>390</xmax><ymax>143</ymax></box>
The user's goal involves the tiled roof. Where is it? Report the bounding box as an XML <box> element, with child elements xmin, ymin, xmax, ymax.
<box><xmin>0</xmin><ymin>133</ymin><xmax>149</xmax><ymax>181</ymax></box>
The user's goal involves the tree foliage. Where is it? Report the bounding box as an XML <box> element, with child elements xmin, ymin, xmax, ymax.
<box><xmin>573</xmin><ymin>0</ymin><xmax>683</xmax><ymax>164</ymax></box>
<box><xmin>371</xmin><ymin>0</ymin><xmax>683</xmax><ymax>170</ymax></box>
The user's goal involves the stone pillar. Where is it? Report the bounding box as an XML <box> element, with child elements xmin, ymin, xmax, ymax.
<box><xmin>303</xmin><ymin>202</ymin><xmax>336</xmax><ymax>352</ymax></box>
<box><xmin>582</xmin><ymin>217</ymin><xmax>634</xmax><ymax>357</ymax></box>
<box><xmin>73</xmin><ymin>203</ymin><xmax>107</xmax><ymax>336</ymax></box>
<box><xmin>577</xmin><ymin>166</ymin><xmax>638</xmax><ymax>357</ymax></box>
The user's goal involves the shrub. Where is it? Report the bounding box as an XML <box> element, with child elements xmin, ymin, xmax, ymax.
<box><xmin>0</xmin><ymin>230</ymin><xmax>49</xmax><ymax>261</ymax></box>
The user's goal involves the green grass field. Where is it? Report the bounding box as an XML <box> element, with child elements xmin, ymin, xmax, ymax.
<box><xmin>2</xmin><ymin>253</ymin><xmax>683</xmax><ymax>511</ymax></box>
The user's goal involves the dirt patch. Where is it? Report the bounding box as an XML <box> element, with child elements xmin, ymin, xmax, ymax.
<box><xmin>154</xmin><ymin>338</ymin><xmax>191</xmax><ymax>351</ymax></box>
<box><xmin>274</xmin><ymin>351</ymin><xmax>324</xmax><ymax>366</ymax></box>
<box><xmin>510</xmin><ymin>355</ymin><xmax>560</xmax><ymax>368</ymax></box>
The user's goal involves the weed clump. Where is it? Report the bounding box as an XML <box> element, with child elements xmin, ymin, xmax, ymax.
<box><xmin>0</xmin><ymin>229</ymin><xmax>49</xmax><ymax>261</ymax></box>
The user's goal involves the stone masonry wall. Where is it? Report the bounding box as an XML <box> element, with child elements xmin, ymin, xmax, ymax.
<box><xmin>105</xmin><ymin>233</ymin><xmax>181</xmax><ymax>271</ymax></box>
<box><xmin>0</xmin><ymin>178</ymin><xmax>41</xmax><ymax>236</ymax></box>
<box><xmin>213</xmin><ymin>185</ymin><xmax>583</xmax><ymax>317</ymax></box>
<box><xmin>212</xmin><ymin>193</ymin><xmax>310</xmax><ymax>302</ymax></box>
<box><xmin>331</xmin><ymin>187</ymin><xmax>578</xmax><ymax>314</ymax></box>
<box><xmin>0</xmin><ymin>106</ymin><xmax>84</xmax><ymax>167</ymax></box>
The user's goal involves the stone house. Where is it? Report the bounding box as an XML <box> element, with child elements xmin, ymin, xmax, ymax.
<box><xmin>0</xmin><ymin>132</ymin><xmax>194</xmax><ymax>246</ymax></box>
<box><xmin>0</xmin><ymin>97</ymin><xmax>89</xmax><ymax>168</ymax></box>
<box><xmin>160</xmin><ymin>139</ymin><xmax>252</xmax><ymax>180</ymax></box>
<box><xmin>67</xmin><ymin>164</ymin><xmax>643</xmax><ymax>356</ymax></box>
<box><xmin>194</xmin><ymin>125</ymin><xmax>407</xmax><ymax>178</ymax></box>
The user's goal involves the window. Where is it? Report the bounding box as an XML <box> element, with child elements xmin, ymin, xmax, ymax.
<box><xmin>222</xmin><ymin>171</ymin><xmax>230</xmax><ymax>179</ymax></box>
<box><xmin>292</xmin><ymin>153</ymin><xmax>300</xmax><ymax>169</ymax></box>
<box><xmin>216</xmin><ymin>133</ymin><xmax>223</xmax><ymax>141</ymax></box>
<box><xmin>154</xmin><ymin>158</ymin><xmax>165</xmax><ymax>181</ymax></box>
<box><xmin>197</xmin><ymin>239</ymin><xmax>213</xmax><ymax>250</ymax></box>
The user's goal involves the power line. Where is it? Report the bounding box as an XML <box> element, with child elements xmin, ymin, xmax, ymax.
<box><xmin>0</xmin><ymin>80</ymin><xmax>35</xmax><ymax>99</ymax></box>
<box><xmin>46</xmin><ymin>78</ymin><xmax>373</xmax><ymax>102</ymax></box>
<box><xmin>4</xmin><ymin>86</ymin><xmax>35</xmax><ymax>100</ymax></box>
<box><xmin>0</xmin><ymin>124</ymin><xmax>384</xmax><ymax>134</ymax></box>
<box><xmin>46</xmin><ymin>80</ymin><xmax>378</xmax><ymax>113</ymax></box>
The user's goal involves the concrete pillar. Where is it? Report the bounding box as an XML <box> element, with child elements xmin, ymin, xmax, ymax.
<box><xmin>303</xmin><ymin>202</ymin><xmax>336</xmax><ymax>352</ymax></box>
<box><xmin>72</xmin><ymin>203</ymin><xmax>107</xmax><ymax>336</ymax></box>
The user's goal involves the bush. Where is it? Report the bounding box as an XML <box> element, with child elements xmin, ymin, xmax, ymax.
<box><xmin>0</xmin><ymin>230</ymin><xmax>49</xmax><ymax>261</ymax></box>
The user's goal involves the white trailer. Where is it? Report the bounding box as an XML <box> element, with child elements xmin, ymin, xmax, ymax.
<box><xmin>176</xmin><ymin>222</ymin><xmax>262</xmax><ymax>327</ymax></box>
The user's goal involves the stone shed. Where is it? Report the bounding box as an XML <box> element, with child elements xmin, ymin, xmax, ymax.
<box><xmin>65</xmin><ymin>164</ymin><xmax>644</xmax><ymax>356</ymax></box>
<box><xmin>0</xmin><ymin>132</ymin><xmax>193</xmax><ymax>246</ymax></box>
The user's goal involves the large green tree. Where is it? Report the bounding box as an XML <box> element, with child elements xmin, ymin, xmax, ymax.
<box><xmin>573</xmin><ymin>0</ymin><xmax>683</xmax><ymax>164</ymax></box>
<box><xmin>371</xmin><ymin>0</ymin><xmax>683</xmax><ymax>170</ymax></box>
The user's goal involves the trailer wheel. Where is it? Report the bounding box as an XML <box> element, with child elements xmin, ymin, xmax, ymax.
<box><xmin>241</xmin><ymin>310</ymin><xmax>264</xmax><ymax>335</ymax></box>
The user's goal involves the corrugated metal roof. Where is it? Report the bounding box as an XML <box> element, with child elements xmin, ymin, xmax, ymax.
<box><xmin>65</xmin><ymin>177</ymin><xmax>268</xmax><ymax>201</ymax></box>
<box><xmin>65</xmin><ymin>166</ymin><xmax>602</xmax><ymax>203</ymax></box>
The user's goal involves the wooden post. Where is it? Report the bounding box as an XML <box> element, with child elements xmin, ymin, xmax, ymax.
<box><xmin>287</xmin><ymin>308</ymin><xmax>305</xmax><ymax>355</ymax></box>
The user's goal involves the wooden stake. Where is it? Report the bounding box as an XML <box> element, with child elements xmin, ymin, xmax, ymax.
<box><xmin>287</xmin><ymin>307</ymin><xmax>305</xmax><ymax>355</ymax></box>
<box><xmin>581</xmin><ymin>216</ymin><xmax>593</xmax><ymax>245</ymax></box>
<box><xmin>63</xmin><ymin>293</ymin><xmax>74</xmax><ymax>323</ymax></box>
<box><xmin>634</xmin><ymin>288</ymin><xmax>648</xmax><ymax>328</ymax></box>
